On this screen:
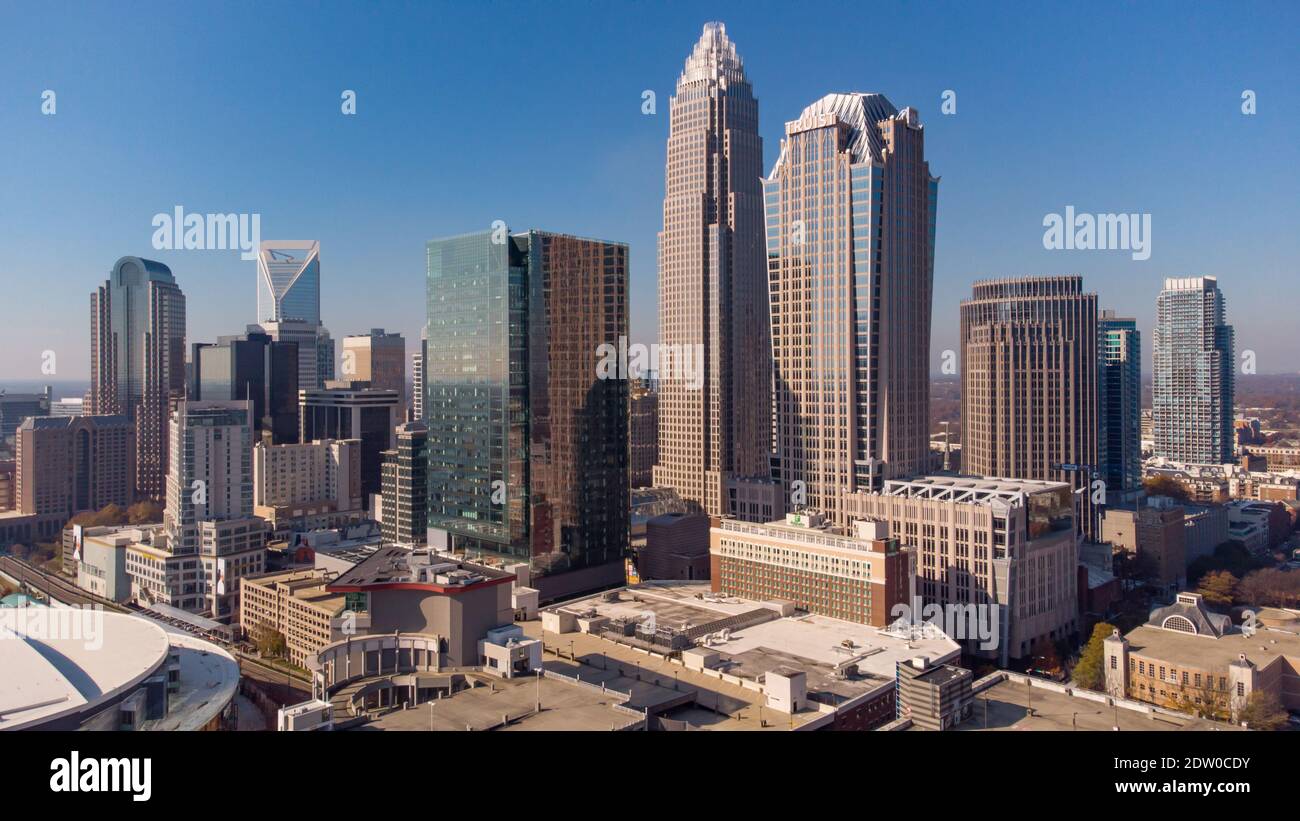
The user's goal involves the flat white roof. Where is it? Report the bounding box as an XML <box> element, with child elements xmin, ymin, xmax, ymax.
<box><xmin>0</xmin><ymin>606</ymin><xmax>169</xmax><ymax>730</ymax></box>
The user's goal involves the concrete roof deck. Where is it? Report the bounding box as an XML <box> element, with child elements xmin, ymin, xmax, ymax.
<box><xmin>951</xmin><ymin>678</ymin><xmax>1241</xmax><ymax>732</ymax></box>
<box><xmin>552</xmin><ymin>583</ymin><xmax>765</xmax><ymax>631</ymax></box>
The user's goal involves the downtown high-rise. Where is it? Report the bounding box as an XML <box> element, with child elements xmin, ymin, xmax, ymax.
<box><xmin>764</xmin><ymin>93</ymin><xmax>938</xmax><ymax>527</ymax></box>
<box><xmin>1153</xmin><ymin>276</ymin><xmax>1235</xmax><ymax>465</ymax></box>
<box><xmin>257</xmin><ymin>240</ymin><xmax>334</xmax><ymax>390</ymax></box>
<box><xmin>89</xmin><ymin>256</ymin><xmax>187</xmax><ymax>501</ymax></box>
<box><xmin>1099</xmin><ymin>310</ymin><xmax>1142</xmax><ymax>504</ymax></box>
<box><xmin>425</xmin><ymin>229</ymin><xmax>629</xmax><ymax>593</ymax></box>
<box><xmin>960</xmin><ymin>276</ymin><xmax>1099</xmax><ymax>537</ymax></box>
<box><xmin>652</xmin><ymin>22</ymin><xmax>770</xmax><ymax>519</ymax></box>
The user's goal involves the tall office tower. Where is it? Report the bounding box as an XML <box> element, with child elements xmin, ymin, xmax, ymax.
<box><xmin>299</xmin><ymin>381</ymin><xmax>400</xmax><ymax>507</ymax></box>
<box><xmin>652</xmin><ymin>22</ymin><xmax>770</xmax><ymax>518</ymax></box>
<box><xmin>257</xmin><ymin>240</ymin><xmax>321</xmax><ymax>325</ymax></box>
<box><xmin>380</xmin><ymin>421</ymin><xmax>427</xmax><ymax>545</ymax></box>
<box><xmin>1153</xmin><ymin>276</ymin><xmax>1235</xmax><ymax>465</ymax></box>
<box><xmin>191</xmin><ymin>327</ymin><xmax>299</xmax><ymax>444</ymax></box>
<box><xmin>960</xmin><ymin>276</ymin><xmax>1099</xmax><ymax>538</ymax></box>
<box><xmin>15</xmin><ymin>415</ymin><xmax>136</xmax><ymax>518</ymax></box>
<box><xmin>425</xmin><ymin>229</ymin><xmax>629</xmax><ymax>590</ymax></box>
<box><xmin>1099</xmin><ymin>310</ymin><xmax>1142</xmax><ymax>505</ymax></box>
<box><xmin>0</xmin><ymin>386</ymin><xmax>51</xmax><ymax>443</ymax></box>
<box><xmin>764</xmin><ymin>94</ymin><xmax>938</xmax><ymax>527</ymax></box>
<box><xmin>89</xmin><ymin>257</ymin><xmax>187</xmax><ymax>501</ymax></box>
<box><xmin>162</xmin><ymin>400</ymin><xmax>266</xmax><ymax>619</ymax></box>
<box><xmin>410</xmin><ymin>325</ymin><xmax>428</xmax><ymax>421</ymax></box>
<box><xmin>259</xmin><ymin>318</ymin><xmax>334</xmax><ymax>391</ymax></box>
<box><xmin>342</xmin><ymin>328</ymin><xmax>406</xmax><ymax>396</ymax></box>
<box><xmin>629</xmin><ymin>380</ymin><xmax>659</xmax><ymax>487</ymax></box>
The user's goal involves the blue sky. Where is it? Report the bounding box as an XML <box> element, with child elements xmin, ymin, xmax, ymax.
<box><xmin>1</xmin><ymin>0</ymin><xmax>1296</xmax><ymax>382</ymax></box>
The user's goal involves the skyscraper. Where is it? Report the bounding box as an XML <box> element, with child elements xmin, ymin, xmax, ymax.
<box><xmin>0</xmin><ymin>386</ymin><xmax>51</xmax><ymax>444</ymax></box>
<box><xmin>15</xmin><ymin>415</ymin><xmax>135</xmax><ymax>519</ymax></box>
<box><xmin>191</xmin><ymin>326</ymin><xmax>299</xmax><ymax>444</ymax></box>
<box><xmin>380</xmin><ymin>420</ymin><xmax>427</xmax><ymax>545</ymax></box>
<box><xmin>299</xmin><ymin>381</ymin><xmax>400</xmax><ymax>507</ymax></box>
<box><xmin>410</xmin><ymin>325</ymin><xmax>428</xmax><ymax>421</ymax></box>
<box><xmin>1153</xmin><ymin>276</ymin><xmax>1235</xmax><ymax>465</ymax></box>
<box><xmin>258</xmin><ymin>319</ymin><xmax>334</xmax><ymax>391</ymax></box>
<box><xmin>652</xmin><ymin>22</ymin><xmax>770</xmax><ymax>518</ymax></box>
<box><xmin>89</xmin><ymin>256</ymin><xmax>186</xmax><ymax>501</ymax></box>
<box><xmin>960</xmin><ymin>276</ymin><xmax>1099</xmax><ymax>537</ymax></box>
<box><xmin>764</xmin><ymin>94</ymin><xmax>939</xmax><ymax>526</ymax></box>
<box><xmin>1099</xmin><ymin>310</ymin><xmax>1142</xmax><ymax>504</ymax></box>
<box><xmin>257</xmin><ymin>240</ymin><xmax>321</xmax><ymax>325</ymax></box>
<box><xmin>425</xmin><ymin>228</ymin><xmax>629</xmax><ymax>591</ymax></box>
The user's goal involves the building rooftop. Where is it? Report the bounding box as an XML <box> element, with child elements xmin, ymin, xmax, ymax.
<box><xmin>881</xmin><ymin>475</ymin><xmax>1072</xmax><ymax>503</ymax></box>
<box><xmin>0</xmin><ymin>607</ymin><xmax>169</xmax><ymax>730</ymax></box>
<box><xmin>951</xmin><ymin>676</ymin><xmax>1239</xmax><ymax>732</ymax></box>
<box><xmin>1123</xmin><ymin>624</ymin><xmax>1300</xmax><ymax>672</ymax></box>
<box><xmin>329</xmin><ymin>545</ymin><xmax>514</xmax><ymax>593</ymax></box>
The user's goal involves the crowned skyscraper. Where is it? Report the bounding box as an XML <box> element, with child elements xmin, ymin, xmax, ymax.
<box><xmin>764</xmin><ymin>94</ymin><xmax>938</xmax><ymax>526</ymax></box>
<box><xmin>651</xmin><ymin>23</ymin><xmax>770</xmax><ymax>518</ymax></box>
<box><xmin>257</xmin><ymin>240</ymin><xmax>333</xmax><ymax>389</ymax></box>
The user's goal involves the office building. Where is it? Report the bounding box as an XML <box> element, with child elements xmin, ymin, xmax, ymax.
<box><xmin>410</xmin><ymin>325</ymin><xmax>427</xmax><ymax>421</ymax></box>
<box><xmin>895</xmin><ymin>655</ymin><xmax>974</xmax><ymax>731</ymax></box>
<box><xmin>259</xmin><ymin>318</ymin><xmax>335</xmax><ymax>392</ymax></box>
<box><xmin>710</xmin><ymin>513</ymin><xmax>912</xmax><ymax>627</ymax></box>
<box><xmin>159</xmin><ymin>400</ymin><xmax>266</xmax><ymax>620</ymax></box>
<box><xmin>425</xmin><ymin>229</ymin><xmax>628</xmax><ymax>595</ymax></box>
<box><xmin>89</xmin><ymin>256</ymin><xmax>186</xmax><ymax>500</ymax></box>
<box><xmin>253</xmin><ymin>438</ymin><xmax>364</xmax><ymax>538</ymax></box>
<box><xmin>1099</xmin><ymin>310</ymin><xmax>1142</xmax><ymax>505</ymax></box>
<box><xmin>239</xmin><ymin>567</ymin><xmax>349</xmax><ymax>669</ymax></box>
<box><xmin>0</xmin><ymin>386</ymin><xmax>51</xmax><ymax>442</ymax></box>
<box><xmin>961</xmin><ymin>276</ymin><xmax>1099</xmax><ymax>537</ymax></box>
<box><xmin>849</xmin><ymin>476</ymin><xmax>1080</xmax><ymax>663</ymax></box>
<box><xmin>652</xmin><ymin>22</ymin><xmax>771</xmax><ymax>518</ymax></box>
<box><xmin>14</xmin><ymin>415</ymin><xmax>135</xmax><ymax>521</ymax></box>
<box><xmin>1153</xmin><ymin>276</ymin><xmax>1235</xmax><ymax>465</ymax></box>
<box><xmin>1101</xmin><ymin>496</ymin><xmax>1187</xmax><ymax>591</ymax></box>
<box><xmin>629</xmin><ymin>380</ymin><xmax>658</xmax><ymax>487</ymax></box>
<box><xmin>299</xmin><ymin>382</ymin><xmax>400</xmax><ymax>506</ymax></box>
<box><xmin>380</xmin><ymin>421</ymin><xmax>427</xmax><ymax>545</ymax></box>
<box><xmin>764</xmin><ymin>93</ymin><xmax>938</xmax><ymax>526</ymax></box>
<box><xmin>50</xmin><ymin>398</ymin><xmax>84</xmax><ymax>418</ymax></box>
<box><xmin>191</xmin><ymin>326</ymin><xmax>299</xmax><ymax>444</ymax></box>
<box><xmin>341</xmin><ymin>328</ymin><xmax>405</xmax><ymax>398</ymax></box>
<box><xmin>257</xmin><ymin>240</ymin><xmax>321</xmax><ymax>325</ymax></box>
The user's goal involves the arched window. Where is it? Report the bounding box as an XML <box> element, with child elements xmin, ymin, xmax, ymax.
<box><xmin>1162</xmin><ymin>615</ymin><xmax>1197</xmax><ymax>635</ymax></box>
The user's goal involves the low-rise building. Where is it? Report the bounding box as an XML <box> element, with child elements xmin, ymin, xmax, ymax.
<box><xmin>240</xmin><ymin>568</ymin><xmax>350</xmax><ymax>668</ymax></box>
<box><xmin>1104</xmin><ymin>591</ymin><xmax>1300</xmax><ymax>721</ymax></box>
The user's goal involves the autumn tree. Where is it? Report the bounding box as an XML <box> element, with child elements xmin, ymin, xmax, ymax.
<box><xmin>127</xmin><ymin>500</ymin><xmax>164</xmax><ymax>525</ymax></box>
<box><xmin>1238</xmin><ymin>690</ymin><xmax>1288</xmax><ymax>731</ymax></box>
<box><xmin>1196</xmin><ymin>570</ymin><xmax>1238</xmax><ymax>608</ymax></box>
<box><xmin>1072</xmin><ymin>622</ymin><xmax>1118</xmax><ymax>691</ymax></box>
<box><xmin>1143</xmin><ymin>475</ymin><xmax>1191</xmax><ymax>503</ymax></box>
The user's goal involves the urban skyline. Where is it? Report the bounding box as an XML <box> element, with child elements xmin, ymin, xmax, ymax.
<box><xmin>1</xmin><ymin>2</ymin><xmax>1297</xmax><ymax>382</ymax></box>
<box><xmin>1</xmin><ymin>2</ymin><xmax>1298</xmax><ymax>751</ymax></box>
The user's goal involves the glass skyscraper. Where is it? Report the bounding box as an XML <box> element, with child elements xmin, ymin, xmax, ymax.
<box><xmin>1099</xmin><ymin>310</ymin><xmax>1141</xmax><ymax>503</ymax></box>
<box><xmin>257</xmin><ymin>240</ymin><xmax>320</xmax><ymax>324</ymax></box>
<box><xmin>1153</xmin><ymin>276</ymin><xmax>1235</xmax><ymax>465</ymax></box>
<box><xmin>425</xmin><ymin>228</ymin><xmax>629</xmax><ymax>581</ymax></box>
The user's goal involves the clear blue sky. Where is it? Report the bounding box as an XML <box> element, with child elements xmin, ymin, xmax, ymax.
<box><xmin>1</xmin><ymin>0</ymin><xmax>1296</xmax><ymax>382</ymax></box>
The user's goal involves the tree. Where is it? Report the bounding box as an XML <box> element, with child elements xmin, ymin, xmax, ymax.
<box><xmin>65</xmin><ymin>503</ymin><xmax>129</xmax><ymax>530</ymax></box>
<box><xmin>1143</xmin><ymin>475</ymin><xmax>1191</xmax><ymax>503</ymax></box>
<box><xmin>1168</xmin><ymin>680</ymin><xmax>1232</xmax><ymax>722</ymax></box>
<box><xmin>127</xmin><ymin>500</ymin><xmax>164</xmax><ymax>525</ymax></box>
<box><xmin>1072</xmin><ymin>622</ymin><xmax>1117</xmax><ymax>691</ymax></box>
<box><xmin>1237</xmin><ymin>568</ymin><xmax>1300</xmax><ymax>609</ymax></box>
<box><xmin>1196</xmin><ymin>570</ymin><xmax>1238</xmax><ymax>608</ymax></box>
<box><xmin>250</xmin><ymin>622</ymin><xmax>287</xmax><ymax>659</ymax></box>
<box><xmin>1238</xmin><ymin>690</ymin><xmax>1288</xmax><ymax>731</ymax></box>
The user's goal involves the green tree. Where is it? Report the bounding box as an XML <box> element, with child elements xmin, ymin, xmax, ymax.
<box><xmin>1196</xmin><ymin>570</ymin><xmax>1238</xmax><ymax>608</ymax></box>
<box><xmin>1072</xmin><ymin>622</ymin><xmax>1117</xmax><ymax>691</ymax></box>
<box><xmin>1238</xmin><ymin>690</ymin><xmax>1288</xmax><ymax>731</ymax></box>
